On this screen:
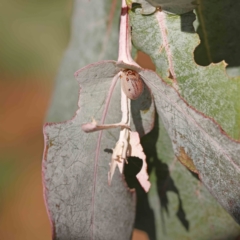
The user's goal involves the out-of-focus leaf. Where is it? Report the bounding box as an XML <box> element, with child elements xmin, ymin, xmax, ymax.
<box><xmin>131</xmin><ymin>0</ymin><xmax>197</xmax><ymax>14</ymax></box>
<box><xmin>0</xmin><ymin>0</ymin><xmax>71</xmax><ymax>76</ymax></box>
<box><xmin>47</xmin><ymin>0</ymin><xmax>121</xmax><ymax>122</ymax></box>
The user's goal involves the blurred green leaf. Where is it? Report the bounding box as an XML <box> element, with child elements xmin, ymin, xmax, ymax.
<box><xmin>0</xmin><ymin>0</ymin><xmax>71</xmax><ymax>77</ymax></box>
<box><xmin>47</xmin><ymin>0</ymin><xmax>122</xmax><ymax>122</ymax></box>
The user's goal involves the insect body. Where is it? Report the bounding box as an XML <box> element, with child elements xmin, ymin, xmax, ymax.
<box><xmin>120</xmin><ymin>69</ymin><xmax>144</xmax><ymax>100</ymax></box>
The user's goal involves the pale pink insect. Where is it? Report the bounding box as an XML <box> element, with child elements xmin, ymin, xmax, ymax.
<box><xmin>120</xmin><ymin>69</ymin><xmax>144</xmax><ymax>100</ymax></box>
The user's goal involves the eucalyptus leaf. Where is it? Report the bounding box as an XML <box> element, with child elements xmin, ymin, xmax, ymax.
<box><xmin>130</xmin><ymin>9</ymin><xmax>240</xmax><ymax>140</ymax></box>
<box><xmin>47</xmin><ymin>0</ymin><xmax>121</xmax><ymax>122</ymax></box>
<box><xmin>195</xmin><ymin>0</ymin><xmax>240</xmax><ymax>69</ymax></box>
<box><xmin>136</xmin><ymin>116</ymin><xmax>240</xmax><ymax>240</ymax></box>
<box><xmin>43</xmin><ymin>58</ymin><xmax>156</xmax><ymax>239</ymax></box>
<box><xmin>43</xmin><ymin>1</ymin><xmax>134</xmax><ymax>238</ymax></box>
<box><xmin>43</xmin><ymin>61</ymin><xmax>136</xmax><ymax>240</ymax></box>
<box><xmin>131</xmin><ymin>0</ymin><xmax>197</xmax><ymax>14</ymax></box>
<box><xmin>130</xmin><ymin>6</ymin><xmax>240</xmax><ymax>238</ymax></box>
<box><xmin>140</xmin><ymin>69</ymin><xmax>240</xmax><ymax>223</ymax></box>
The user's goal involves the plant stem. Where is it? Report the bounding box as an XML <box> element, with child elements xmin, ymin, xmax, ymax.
<box><xmin>118</xmin><ymin>0</ymin><xmax>138</xmax><ymax>66</ymax></box>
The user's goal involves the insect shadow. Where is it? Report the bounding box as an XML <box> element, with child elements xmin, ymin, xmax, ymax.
<box><xmin>124</xmin><ymin>114</ymin><xmax>190</xmax><ymax>240</ymax></box>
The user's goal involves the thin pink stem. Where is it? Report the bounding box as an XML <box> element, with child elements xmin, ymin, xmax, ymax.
<box><xmin>91</xmin><ymin>75</ymin><xmax>119</xmax><ymax>239</ymax></box>
<box><xmin>118</xmin><ymin>0</ymin><xmax>139</xmax><ymax>66</ymax></box>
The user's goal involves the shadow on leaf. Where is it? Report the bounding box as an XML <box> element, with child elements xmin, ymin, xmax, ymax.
<box><xmin>125</xmin><ymin>114</ymin><xmax>190</xmax><ymax>240</ymax></box>
<box><xmin>195</xmin><ymin>0</ymin><xmax>240</xmax><ymax>68</ymax></box>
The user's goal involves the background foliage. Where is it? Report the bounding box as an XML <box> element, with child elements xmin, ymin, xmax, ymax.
<box><xmin>0</xmin><ymin>1</ymin><xmax>71</xmax><ymax>239</ymax></box>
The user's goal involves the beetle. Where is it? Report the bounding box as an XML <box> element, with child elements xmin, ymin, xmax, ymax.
<box><xmin>120</xmin><ymin>69</ymin><xmax>144</xmax><ymax>100</ymax></box>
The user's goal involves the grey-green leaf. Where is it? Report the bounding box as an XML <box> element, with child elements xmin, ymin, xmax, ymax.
<box><xmin>43</xmin><ymin>57</ymin><xmax>156</xmax><ymax>239</ymax></box>
<box><xmin>132</xmin><ymin>0</ymin><xmax>197</xmax><ymax>14</ymax></box>
<box><xmin>43</xmin><ymin>0</ymin><xmax>139</xmax><ymax>237</ymax></box>
<box><xmin>140</xmin><ymin>70</ymin><xmax>240</xmax><ymax>239</ymax></box>
<box><xmin>130</xmin><ymin>9</ymin><xmax>240</xmax><ymax>140</ymax></box>
<box><xmin>137</xmin><ymin>116</ymin><xmax>240</xmax><ymax>240</ymax></box>
<box><xmin>43</xmin><ymin>61</ymin><xmax>135</xmax><ymax>240</ymax></box>
<box><xmin>130</xmin><ymin>6</ymin><xmax>240</xmax><ymax>239</ymax></box>
<box><xmin>140</xmin><ymin>69</ymin><xmax>240</xmax><ymax>227</ymax></box>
